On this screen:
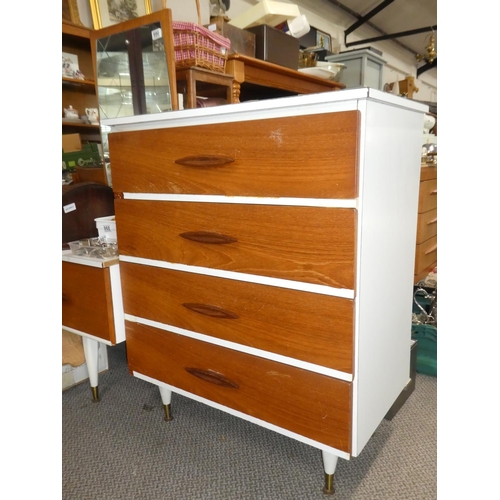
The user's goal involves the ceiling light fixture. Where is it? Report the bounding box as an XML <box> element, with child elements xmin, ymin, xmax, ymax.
<box><xmin>416</xmin><ymin>30</ymin><xmax>437</xmax><ymax>64</ymax></box>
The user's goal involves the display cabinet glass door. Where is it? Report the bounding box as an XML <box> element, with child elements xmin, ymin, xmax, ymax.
<box><xmin>97</xmin><ymin>22</ymin><xmax>173</xmax><ymax>118</ymax></box>
<box><xmin>96</xmin><ymin>22</ymin><xmax>174</xmax><ymax>155</ymax></box>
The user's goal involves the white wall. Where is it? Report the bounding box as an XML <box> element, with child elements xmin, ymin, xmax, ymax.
<box><xmin>76</xmin><ymin>0</ymin><xmax>436</xmax><ymax>101</ymax></box>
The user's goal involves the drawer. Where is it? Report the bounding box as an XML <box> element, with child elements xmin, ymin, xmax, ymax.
<box><xmin>418</xmin><ymin>178</ymin><xmax>437</xmax><ymax>213</ymax></box>
<box><xmin>120</xmin><ymin>262</ymin><xmax>354</xmax><ymax>373</ymax></box>
<box><xmin>420</xmin><ymin>166</ymin><xmax>437</xmax><ymax>182</ymax></box>
<box><xmin>126</xmin><ymin>321</ymin><xmax>352</xmax><ymax>452</ymax></box>
<box><xmin>62</xmin><ymin>261</ymin><xmax>116</xmax><ymax>343</ymax></box>
<box><xmin>115</xmin><ymin>200</ymin><xmax>356</xmax><ymax>290</ymax></box>
<box><xmin>415</xmin><ymin>235</ymin><xmax>437</xmax><ymax>275</ymax></box>
<box><xmin>109</xmin><ymin>111</ymin><xmax>359</xmax><ymax>199</ymax></box>
<box><xmin>416</xmin><ymin>208</ymin><xmax>437</xmax><ymax>244</ymax></box>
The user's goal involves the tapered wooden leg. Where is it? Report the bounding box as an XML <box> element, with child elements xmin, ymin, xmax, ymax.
<box><xmin>81</xmin><ymin>336</ymin><xmax>100</xmax><ymax>402</ymax></box>
<box><xmin>159</xmin><ymin>386</ymin><xmax>173</xmax><ymax>421</ymax></box>
<box><xmin>322</xmin><ymin>451</ymin><xmax>339</xmax><ymax>495</ymax></box>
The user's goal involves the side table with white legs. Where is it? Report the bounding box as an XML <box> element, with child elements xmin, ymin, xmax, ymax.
<box><xmin>62</xmin><ymin>250</ymin><xmax>125</xmax><ymax>401</ymax></box>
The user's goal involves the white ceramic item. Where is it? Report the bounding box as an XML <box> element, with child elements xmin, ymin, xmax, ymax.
<box><xmin>64</xmin><ymin>105</ymin><xmax>79</xmax><ymax>119</ymax></box>
<box><xmin>86</xmin><ymin>108</ymin><xmax>99</xmax><ymax>124</ymax></box>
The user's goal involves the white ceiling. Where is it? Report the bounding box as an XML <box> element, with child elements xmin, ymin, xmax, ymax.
<box><xmin>326</xmin><ymin>0</ymin><xmax>437</xmax><ymax>71</ymax></box>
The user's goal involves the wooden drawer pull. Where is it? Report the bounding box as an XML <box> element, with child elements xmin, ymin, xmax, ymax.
<box><xmin>430</xmin><ymin>190</ymin><xmax>437</xmax><ymax>195</ymax></box>
<box><xmin>185</xmin><ymin>368</ymin><xmax>239</xmax><ymax>389</ymax></box>
<box><xmin>175</xmin><ymin>155</ymin><xmax>235</xmax><ymax>167</ymax></box>
<box><xmin>427</xmin><ymin>218</ymin><xmax>437</xmax><ymax>225</ymax></box>
<box><xmin>62</xmin><ymin>293</ymin><xmax>69</xmax><ymax>302</ymax></box>
<box><xmin>182</xmin><ymin>303</ymin><xmax>239</xmax><ymax>319</ymax></box>
<box><xmin>425</xmin><ymin>245</ymin><xmax>437</xmax><ymax>255</ymax></box>
<box><xmin>180</xmin><ymin>231</ymin><xmax>238</xmax><ymax>244</ymax></box>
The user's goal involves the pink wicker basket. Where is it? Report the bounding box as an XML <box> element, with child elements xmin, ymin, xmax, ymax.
<box><xmin>173</xmin><ymin>21</ymin><xmax>231</xmax><ymax>73</ymax></box>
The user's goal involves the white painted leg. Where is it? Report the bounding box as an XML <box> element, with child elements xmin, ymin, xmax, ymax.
<box><xmin>81</xmin><ymin>337</ymin><xmax>100</xmax><ymax>401</ymax></box>
<box><xmin>159</xmin><ymin>386</ymin><xmax>173</xmax><ymax>421</ymax></box>
<box><xmin>322</xmin><ymin>450</ymin><xmax>339</xmax><ymax>495</ymax></box>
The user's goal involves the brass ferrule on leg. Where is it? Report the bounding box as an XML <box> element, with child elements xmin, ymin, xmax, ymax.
<box><xmin>164</xmin><ymin>403</ymin><xmax>173</xmax><ymax>421</ymax></box>
<box><xmin>91</xmin><ymin>386</ymin><xmax>100</xmax><ymax>402</ymax></box>
<box><xmin>323</xmin><ymin>473</ymin><xmax>335</xmax><ymax>495</ymax></box>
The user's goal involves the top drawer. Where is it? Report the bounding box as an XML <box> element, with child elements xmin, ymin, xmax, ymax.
<box><xmin>62</xmin><ymin>261</ymin><xmax>116</xmax><ymax>343</ymax></box>
<box><xmin>109</xmin><ymin>111</ymin><xmax>359</xmax><ymax>199</ymax></box>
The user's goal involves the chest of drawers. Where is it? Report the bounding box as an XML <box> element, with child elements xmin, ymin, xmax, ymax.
<box><xmin>415</xmin><ymin>166</ymin><xmax>437</xmax><ymax>283</ymax></box>
<box><xmin>105</xmin><ymin>89</ymin><xmax>427</xmax><ymax>493</ymax></box>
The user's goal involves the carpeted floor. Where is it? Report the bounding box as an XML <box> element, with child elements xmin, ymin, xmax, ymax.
<box><xmin>62</xmin><ymin>342</ymin><xmax>437</xmax><ymax>500</ymax></box>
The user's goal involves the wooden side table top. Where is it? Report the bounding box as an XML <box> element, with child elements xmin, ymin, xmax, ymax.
<box><xmin>226</xmin><ymin>53</ymin><xmax>345</xmax><ymax>101</ymax></box>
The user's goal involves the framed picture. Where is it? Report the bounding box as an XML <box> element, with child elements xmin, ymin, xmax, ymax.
<box><xmin>62</xmin><ymin>0</ymin><xmax>83</xmax><ymax>26</ymax></box>
<box><xmin>62</xmin><ymin>52</ymin><xmax>85</xmax><ymax>80</ymax></box>
<box><xmin>316</xmin><ymin>30</ymin><xmax>332</xmax><ymax>51</ymax></box>
<box><xmin>90</xmin><ymin>0</ymin><xmax>153</xmax><ymax>29</ymax></box>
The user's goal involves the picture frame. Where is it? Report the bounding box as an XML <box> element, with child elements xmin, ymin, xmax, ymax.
<box><xmin>316</xmin><ymin>29</ymin><xmax>332</xmax><ymax>51</ymax></box>
<box><xmin>90</xmin><ymin>0</ymin><xmax>153</xmax><ymax>29</ymax></box>
<box><xmin>62</xmin><ymin>0</ymin><xmax>83</xmax><ymax>26</ymax></box>
<box><xmin>62</xmin><ymin>52</ymin><xmax>85</xmax><ymax>80</ymax></box>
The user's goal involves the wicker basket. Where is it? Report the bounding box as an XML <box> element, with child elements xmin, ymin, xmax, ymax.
<box><xmin>167</xmin><ymin>0</ymin><xmax>230</xmax><ymax>73</ymax></box>
<box><xmin>173</xmin><ymin>21</ymin><xmax>231</xmax><ymax>73</ymax></box>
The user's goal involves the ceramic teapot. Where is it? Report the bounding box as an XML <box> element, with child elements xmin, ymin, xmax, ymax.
<box><xmin>64</xmin><ymin>105</ymin><xmax>79</xmax><ymax>119</ymax></box>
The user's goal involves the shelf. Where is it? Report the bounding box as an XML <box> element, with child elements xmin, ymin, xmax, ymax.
<box><xmin>62</xmin><ymin>121</ymin><xmax>100</xmax><ymax>129</ymax></box>
<box><xmin>63</xmin><ymin>77</ymin><xmax>96</xmax><ymax>88</ymax></box>
<box><xmin>62</xmin><ymin>21</ymin><xmax>92</xmax><ymax>40</ymax></box>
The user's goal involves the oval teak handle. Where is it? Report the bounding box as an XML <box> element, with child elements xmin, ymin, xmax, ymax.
<box><xmin>185</xmin><ymin>368</ymin><xmax>239</xmax><ymax>389</ymax></box>
<box><xmin>175</xmin><ymin>155</ymin><xmax>235</xmax><ymax>167</ymax></box>
<box><xmin>183</xmin><ymin>303</ymin><xmax>239</xmax><ymax>319</ymax></box>
<box><xmin>180</xmin><ymin>231</ymin><xmax>238</xmax><ymax>244</ymax></box>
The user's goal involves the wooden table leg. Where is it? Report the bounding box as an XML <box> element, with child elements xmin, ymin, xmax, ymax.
<box><xmin>226</xmin><ymin>59</ymin><xmax>244</xmax><ymax>104</ymax></box>
<box><xmin>185</xmin><ymin>69</ymin><xmax>197</xmax><ymax>109</ymax></box>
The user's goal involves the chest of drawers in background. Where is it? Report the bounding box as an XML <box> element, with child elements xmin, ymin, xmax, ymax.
<box><xmin>414</xmin><ymin>166</ymin><xmax>437</xmax><ymax>283</ymax></box>
<box><xmin>104</xmin><ymin>89</ymin><xmax>427</xmax><ymax>492</ymax></box>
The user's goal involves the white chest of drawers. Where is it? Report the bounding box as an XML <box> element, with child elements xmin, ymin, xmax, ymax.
<box><xmin>104</xmin><ymin>88</ymin><xmax>427</xmax><ymax>494</ymax></box>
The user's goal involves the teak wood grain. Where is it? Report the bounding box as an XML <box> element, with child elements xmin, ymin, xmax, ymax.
<box><xmin>109</xmin><ymin>111</ymin><xmax>359</xmax><ymax>199</ymax></box>
<box><xmin>114</xmin><ymin>200</ymin><xmax>356</xmax><ymax>290</ymax></box>
<box><xmin>120</xmin><ymin>262</ymin><xmax>354</xmax><ymax>373</ymax></box>
<box><xmin>414</xmin><ymin>235</ymin><xmax>437</xmax><ymax>275</ymax></box>
<box><xmin>62</xmin><ymin>261</ymin><xmax>116</xmax><ymax>343</ymax></box>
<box><xmin>126</xmin><ymin>321</ymin><xmax>352</xmax><ymax>453</ymax></box>
<box><xmin>415</xmin><ymin>207</ymin><xmax>437</xmax><ymax>244</ymax></box>
<box><xmin>418</xmin><ymin>178</ymin><xmax>437</xmax><ymax>213</ymax></box>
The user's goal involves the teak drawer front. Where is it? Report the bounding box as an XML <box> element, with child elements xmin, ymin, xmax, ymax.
<box><xmin>415</xmin><ymin>235</ymin><xmax>437</xmax><ymax>275</ymax></box>
<box><xmin>416</xmin><ymin>208</ymin><xmax>437</xmax><ymax>244</ymax></box>
<box><xmin>418</xmin><ymin>178</ymin><xmax>437</xmax><ymax>213</ymax></box>
<box><xmin>109</xmin><ymin>111</ymin><xmax>359</xmax><ymax>199</ymax></box>
<box><xmin>126</xmin><ymin>321</ymin><xmax>352</xmax><ymax>452</ymax></box>
<box><xmin>62</xmin><ymin>261</ymin><xmax>116</xmax><ymax>343</ymax></box>
<box><xmin>120</xmin><ymin>262</ymin><xmax>354</xmax><ymax>373</ymax></box>
<box><xmin>115</xmin><ymin>200</ymin><xmax>356</xmax><ymax>289</ymax></box>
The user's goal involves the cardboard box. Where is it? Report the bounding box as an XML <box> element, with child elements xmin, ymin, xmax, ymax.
<box><xmin>245</xmin><ymin>24</ymin><xmax>299</xmax><ymax>70</ymax></box>
<box><xmin>62</xmin><ymin>133</ymin><xmax>82</xmax><ymax>153</ymax></box>
<box><xmin>62</xmin><ymin>143</ymin><xmax>102</xmax><ymax>171</ymax></box>
<box><xmin>207</xmin><ymin>17</ymin><xmax>256</xmax><ymax>57</ymax></box>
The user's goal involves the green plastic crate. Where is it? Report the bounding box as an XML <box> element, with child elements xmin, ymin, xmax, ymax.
<box><xmin>411</xmin><ymin>324</ymin><xmax>437</xmax><ymax>376</ymax></box>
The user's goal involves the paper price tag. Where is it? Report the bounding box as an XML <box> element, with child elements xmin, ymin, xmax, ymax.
<box><xmin>63</xmin><ymin>203</ymin><xmax>76</xmax><ymax>213</ymax></box>
<box><xmin>152</xmin><ymin>28</ymin><xmax>162</xmax><ymax>40</ymax></box>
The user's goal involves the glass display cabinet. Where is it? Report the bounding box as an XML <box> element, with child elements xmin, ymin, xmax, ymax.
<box><xmin>91</xmin><ymin>10</ymin><xmax>178</xmax><ymax>156</ymax></box>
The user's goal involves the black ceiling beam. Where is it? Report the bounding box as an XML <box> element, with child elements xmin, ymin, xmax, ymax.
<box><xmin>417</xmin><ymin>59</ymin><xmax>437</xmax><ymax>77</ymax></box>
<box><xmin>345</xmin><ymin>0</ymin><xmax>394</xmax><ymax>37</ymax></box>
<box><xmin>326</xmin><ymin>0</ymin><xmax>422</xmax><ymax>56</ymax></box>
<box><xmin>345</xmin><ymin>25</ymin><xmax>437</xmax><ymax>48</ymax></box>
